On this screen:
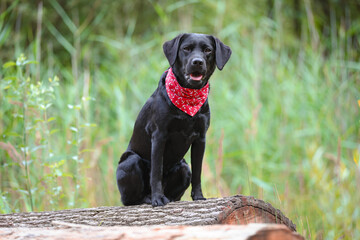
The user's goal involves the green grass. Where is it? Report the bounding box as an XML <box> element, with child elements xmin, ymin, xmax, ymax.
<box><xmin>0</xmin><ymin>1</ymin><xmax>360</xmax><ymax>239</ymax></box>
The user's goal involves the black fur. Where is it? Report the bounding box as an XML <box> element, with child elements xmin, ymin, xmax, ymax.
<box><xmin>116</xmin><ymin>33</ymin><xmax>231</xmax><ymax>206</ymax></box>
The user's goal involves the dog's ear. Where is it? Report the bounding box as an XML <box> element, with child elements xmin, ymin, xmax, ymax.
<box><xmin>163</xmin><ymin>34</ymin><xmax>186</xmax><ymax>66</ymax></box>
<box><xmin>212</xmin><ymin>37</ymin><xmax>232</xmax><ymax>70</ymax></box>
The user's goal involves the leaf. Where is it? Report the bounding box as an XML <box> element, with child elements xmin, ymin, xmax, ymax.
<box><xmin>80</xmin><ymin>123</ymin><xmax>97</xmax><ymax>128</ymax></box>
<box><xmin>3</xmin><ymin>61</ymin><xmax>16</xmax><ymax>68</ymax></box>
<box><xmin>45</xmin><ymin>20</ymin><xmax>75</xmax><ymax>54</ymax></box>
<box><xmin>80</xmin><ymin>149</ymin><xmax>94</xmax><ymax>154</ymax></box>
<box><xmin>61</xmin><ymin>172</ymin><xmax>74</xmax><ymax>178</ymax></box>
<box><xmin>50</xmin><ymin>129</ymin><xmax>60</xmax><ymax>135</ymax></box>
<box><xmin>20</xmin><ymin>147</ymin><xmax>29</xmax><ymax>154</ymax></box>
<box><xmin>13</xmin><ymin>114</ymin><xmax>24</xmax><ymax>119</ymax></box>
<box><xmin>22</xmin><ymin>60</ymin><xmax>38</xmax><ymax>65</ymax></box>
<box><xmin>0</xmin><ymin>194</ymin><xmax>11</xmax><ymax>214</ymax></box>
<box><xmin>354</xmin><ymin>150</ymin><xmax>359</xmax><ymax>165</ymax></box>
<box><xmin>82</xmin><ymin>96</ymin><xmax>96</xmax><ymax>101</ymax></box>
<box><xmin>47</xmin><ymin>117</ymin><xmax>56</xmax><ymax>122</ymax></box>
<box><xmin>34</xmin><ymin>119</ymin><xmax>44</xmax><ymax>123</ymax></box>
<box><xmin>69</xmin><ymin>127</ymin><xmax>78</xmax><ymax>132</ymax></box>
<box><xmin>0</xmin><ymin>0</ymin><xmax>19</xmax><ymax>20</ymax></box>
<box><xmin>153</xmin><ymin>3</ymin><xmax>168</xmax><ymax>24</ymax></box>
<box><xmin>58</xmin><ymin>159</ymin><xmax>65</xmax><ymax>166</ymax></box>
<box><xmin>17</xmin><ymin>189</ymin><xmax>29</xmax><ymax>195</ymax></box>
<box><xmin>22</xmin><ymin>160</ymin><xmax>33</xmax><ymax>166</ymax></box>
<box><xmin>49</xmin><ymin>0</ymin><xmax>77</xmax><ymax>33</ymax></box>
<box><xmin>0</xmin><ymin>22</ymin><xmax>11</xmax><ymax>46</ymax></box>
<box><xmin>3</xmin><ymin>132</ymin><xmax>21</xmax><ymax>137</ymax></box>
<box><xmin>16</xmin><ymin>54</ymin><xmax>26</xmax><ymax>66</ymax></box>
<box><xmin>251</xmin><ymin>176</ymin><xmax>273</xmax><ymax>192</ymax></box>
<box><xmin>31</xmin><ymin>145</ymin><xmax>46</xmax><ymax>153</ymax></box>
<box><xmin>54</xmin><ymin>169</ymin><xmax>63</xmax><ymax>177</ymax></box>
<box><xmin>3</xmin><ymin>76</ymin><xmax>16</xmax><ymax>81</ymax></box>
<box><xmin>67</xmin><ymin>140</ymin><xmax>77</xmax><ymax>145</ymax></box>
<box><xmin>167</xmin><ymin>0</ymin><xmax>199</xmax><ymax>12</ymax></box>
<box><xmin>39</xmin><ymin>104</ymin><xmax>46</xmax><ymax>110</ymax></box>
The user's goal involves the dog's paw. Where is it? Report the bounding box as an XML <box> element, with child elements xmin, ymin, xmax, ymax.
<box><xmin>191</xmin><ymin>190</ymin><xmax>206</xmax><ymax>201</ymax></box>
<box><xmin>142</xmin><ymin>195</ymin><xmax>152</xmax><ymax>204</ymax></box>
<box><xmin>152</xmin><ymin>195</ymin><xmax>170</xmax><ymax>207</ymax></box>
<box><xmin>192</xmin><ymin>195</ymin><xmax>206</xmax><ymax>201</ymax></box>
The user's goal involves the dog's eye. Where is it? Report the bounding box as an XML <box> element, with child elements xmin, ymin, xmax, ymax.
<box><xmin>183</xmin><ymin>46</ymin><xmax>191</xmax><ymax>52</ymax></box>
<box><xmin>204</xmin><ymin>48</ymin><xmax>212</xmax><ymax>53</ymax></box>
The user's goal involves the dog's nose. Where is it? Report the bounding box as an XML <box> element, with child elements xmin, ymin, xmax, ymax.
<box><xmin>191</xmin><ymin>58</ymin><xmax>204</xmax><ymax>66</ymax></box>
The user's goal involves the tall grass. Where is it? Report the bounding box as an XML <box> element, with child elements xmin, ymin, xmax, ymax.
<box><xmin>0</xmin><ymin>1</ymin><xmax>359</xmax><ymax>239</ymax></box>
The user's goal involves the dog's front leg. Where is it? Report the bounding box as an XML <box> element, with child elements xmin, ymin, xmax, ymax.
<box><xmin>150</xmin><ymin>133</ymin><xmax>170</xmax><ymax>207</ymax></box>
<box><xmin>190</xmin><ymin>138</ymin><xmax>206</xmax><ymax>201</ymax></box>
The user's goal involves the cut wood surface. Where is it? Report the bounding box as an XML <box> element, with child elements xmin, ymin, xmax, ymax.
<box><xmin>0</xmin><ymin>223</ymin><xmax>304</xmax><ymax>240</ymax></box>
<box><xmin>0</xmin><ymin>195</ymin><xmax>296</xmax><ymax>230</ymax></box>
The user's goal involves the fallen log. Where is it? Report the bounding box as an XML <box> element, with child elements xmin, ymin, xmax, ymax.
<box><xmin>0</xmin><ymin>223</ymin><xmax>304</xmax><ymax>240</ymax></box>
<box><xmin>0</xmin><ymin>195</ymin><xmax>303</xmax><ymax>239</ymax></box>
<box><xmin>0</xmin><ymin>195</ymin><xmax>295</xmax><ymax>229</ymax></box>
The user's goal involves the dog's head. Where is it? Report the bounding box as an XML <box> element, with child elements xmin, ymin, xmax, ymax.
<box><xmin>163</xmin><ymin>33</ymin><xmax>232</xmax><ymax>89</ymax></box>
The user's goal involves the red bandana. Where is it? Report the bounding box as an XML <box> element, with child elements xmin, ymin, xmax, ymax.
<box><xmin>165</xmin><ymin>68</ymin><xmax>209</xmax><ymax>117</ymax></box>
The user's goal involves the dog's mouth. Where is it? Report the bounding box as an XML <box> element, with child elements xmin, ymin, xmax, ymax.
<box><xmin>188</xmin><ymin>72</ymin><xmax>204</xmax><ymax>81</ymax></box>
<box><xmin>190</xmin><ymin>73</ymin><xmax>203</xmax><ymax>81</ymax></box>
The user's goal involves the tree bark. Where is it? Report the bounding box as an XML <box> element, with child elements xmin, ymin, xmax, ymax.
<box><xmin>0</xmin><ymin>195</ymin><xmax>296</xmax><ymax>231</ymax></box>
<box><xmin>0</xmin><ymin>223</ymin><xmax>304</xmax><ymax>240</ymax></box>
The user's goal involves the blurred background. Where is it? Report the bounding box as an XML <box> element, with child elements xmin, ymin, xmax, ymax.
<box><xmin>0</xmin><ymin>0</ymin><xmax>359</xmax><ymax>238</ymax></box>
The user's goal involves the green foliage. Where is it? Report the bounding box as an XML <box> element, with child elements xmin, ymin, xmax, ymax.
<box><xmin>0</xmin><ymin>1</ymin><xmax>360</xmax><ymax>239</ymax></box>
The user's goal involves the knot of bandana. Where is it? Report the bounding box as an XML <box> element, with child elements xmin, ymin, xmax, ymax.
<box><xmin>165</xmin><ymin>68</ymin><xmax>209</xmax><ymax>117</ymax></box>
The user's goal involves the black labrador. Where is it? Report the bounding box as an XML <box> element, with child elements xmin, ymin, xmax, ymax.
<box><xmin>116</xmin><ymin>33</ymin><xmax>231</xmax><ymax>207</ymax></box>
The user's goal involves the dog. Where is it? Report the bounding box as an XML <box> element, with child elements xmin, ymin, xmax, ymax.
<box><xmin>116</xmin><ymin>33</ymin><xmax>231</xmax><ymax>207</ymax></box>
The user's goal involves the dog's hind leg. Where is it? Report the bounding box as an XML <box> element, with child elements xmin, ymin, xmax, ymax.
<box><xmin>163</xmin><ymin>159</ymin><xmax>191</xmax><ymax>202</ymax></box>
<box><xmin>116</xmin><ymin>152</ymin><xmax>150</xmax><ymax>206</ymax></box>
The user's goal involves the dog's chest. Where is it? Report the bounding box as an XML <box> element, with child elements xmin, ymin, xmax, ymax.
<box><xmin>167</xmin><ymin>116</ymin><xmax>206</xmax><ymax>143</ymax></box>
<box><xmin>162</xmin><ymin>116</ymin><xmax>206</xmax><ymax>165</ymax></box>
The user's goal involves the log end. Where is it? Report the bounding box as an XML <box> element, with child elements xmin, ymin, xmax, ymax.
<box><xmin>217</xmin><ymin>195</ymin><xmax>296</xmax><ymax>232</ymax></box>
